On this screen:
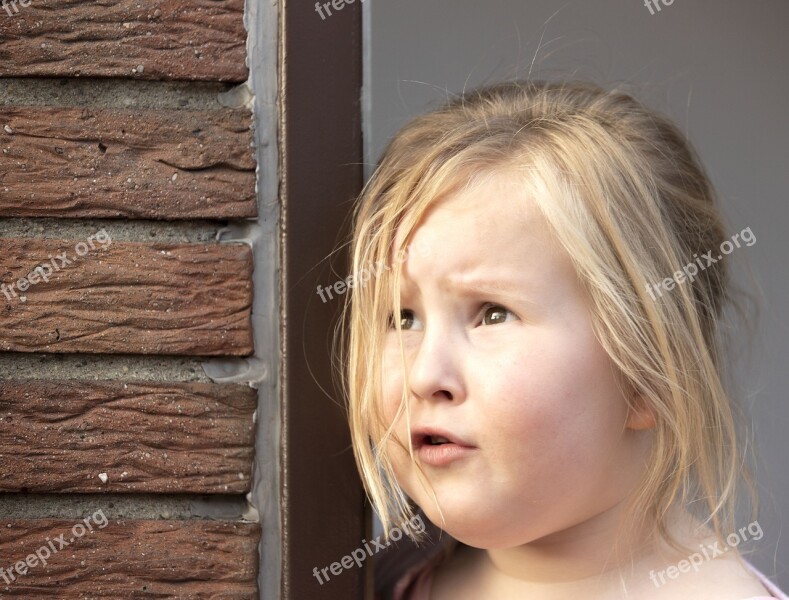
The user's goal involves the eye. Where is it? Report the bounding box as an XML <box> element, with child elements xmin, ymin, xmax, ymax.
<box><xmin>387</xmin><ymin>309</ymin><xmax>423</xmax><ymax>331</ymax></box>
<box><xmin>480</xmin><ymin>303</ymin><xmax>517</xmax><ymax>326</ymax></box>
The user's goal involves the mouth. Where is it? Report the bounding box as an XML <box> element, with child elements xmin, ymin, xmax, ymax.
<box><xmin>411</xmin><ymin>426</ymin><xmax>473</xmax><ymax>447</ymax></box>
<box><xmin>411</xmin><ymin>427</ymin><xmax>476</xmax><ymax>467</ymax></box>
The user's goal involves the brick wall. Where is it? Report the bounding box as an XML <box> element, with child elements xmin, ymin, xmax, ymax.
<box><xmin>0</xmin><ymin>0</ymin><xmax>262</xmax><ymax>597</ymax></box>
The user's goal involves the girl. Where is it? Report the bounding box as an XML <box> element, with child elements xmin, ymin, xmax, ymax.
<box><xmin>341</xmin><ymin>80</ymin><xmax>787</xmax><ymax>599</ymax></box>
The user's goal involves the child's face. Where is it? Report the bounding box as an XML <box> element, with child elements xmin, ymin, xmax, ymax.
<box><xmin>381</xmin><ymin>172</ymin><xmax>653</xmax><ymax>550</ymax></box>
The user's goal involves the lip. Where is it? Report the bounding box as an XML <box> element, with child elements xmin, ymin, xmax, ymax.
<box><xmin>411</xmin><ymin>426</ymin><xmax>477</xmax><ymax>467</ymax></box>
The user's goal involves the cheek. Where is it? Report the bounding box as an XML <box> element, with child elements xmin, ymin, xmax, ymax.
<box><xmin>380</xmin><ymin>346</ymin><xmax>407</xmax><ymax>431</ymax></box>
<box><xmin>477</xmin><ymin>329</ymin><xmax>627</xmax><ymax>466</ymax></box>
<box><xmin>380</xmin><ymin>346</ymin><xmax>420</xmax><ymax>489</ymax></box>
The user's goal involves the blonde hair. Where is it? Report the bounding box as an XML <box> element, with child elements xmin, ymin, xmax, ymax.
<box><xmin>339</xmin><ymin>80</ymin><xmax>757</xmax><ymax>555</ymax></box>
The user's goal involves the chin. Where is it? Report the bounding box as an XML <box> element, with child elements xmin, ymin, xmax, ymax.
<box><xmin>419</xmin><ymin>505</ymin><xmax>523</xmax><ymax>549</ymax></box>
<box><xmin>444</xmin><ymin>527</ymin><xmax>521</xmax><ymax>549</ymax></box>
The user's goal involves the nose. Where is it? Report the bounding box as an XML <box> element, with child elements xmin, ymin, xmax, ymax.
<box><xmin>406</xmin><ymin>325</ymin><xmax>465</xmax><ymax>404</ymax></box>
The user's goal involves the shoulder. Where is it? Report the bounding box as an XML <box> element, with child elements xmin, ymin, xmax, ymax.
<box><xmin>374</xmin><ymin>519</ymin><xmax>457</xmax><ymax>600</ymax></box>
<box><xmin>429</xmin><ymin>543</ymin><xmax>487</xmax><ymax>600</ymax></box>
<box><xmin>734</xmin><ymin>558</ymin><xmax>789</xmax><ymax>600</ymax></box>
<box><xmin>642</xmin><ymin>554</ymin><xmax>776</xmax><ymax>600</ymax></box>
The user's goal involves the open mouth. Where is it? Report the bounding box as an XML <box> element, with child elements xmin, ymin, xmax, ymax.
<box><xmin>411</xmin><ymin>430</ymin><xmax>478</xmax><ymax>468</ymax></box>
<box><xmin>411</xmin><ymin>429</ymin><xmax>476</xmax><ymax>466</ymax></box>
<box><xmin>413</xmin><ymin>433</ymin><xmax>457</xmax><ymax>448</ymax></box>
<box><xmin>426</xmin><ymin>435</ymin><xmax>451</xmax><ymax>445</ymax></box>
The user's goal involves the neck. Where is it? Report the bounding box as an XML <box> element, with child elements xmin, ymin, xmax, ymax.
<box><xmin>484</xmin><ymin>500</ymin><xmax>654</xmax><ymax>585</ymax></box>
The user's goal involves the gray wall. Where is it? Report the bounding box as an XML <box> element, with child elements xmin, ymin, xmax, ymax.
<box><xmin>364</xmin><ymin>0</ymin><xmax>789</xmax><ymax>587</ymax></box>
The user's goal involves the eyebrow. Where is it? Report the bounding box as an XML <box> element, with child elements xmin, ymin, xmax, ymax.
<box><xmin>451</xmin><ymin>277</ymin><xmax>528</xmax><ymax>304</ymax></box>
<box><xmin>400</xmin><ymin>273</ymin><xmax>530</xmax><ymax>304</ymax></box>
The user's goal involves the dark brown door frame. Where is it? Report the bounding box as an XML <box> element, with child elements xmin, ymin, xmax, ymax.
<box><xmin>281</xmin><ymin>1</ymin><xmax>367</xmax><ymax>599</ymax></box>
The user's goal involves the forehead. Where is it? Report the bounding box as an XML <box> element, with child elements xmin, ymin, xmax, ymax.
<box><xmin>392</xmin><ymin>171</ymin><xmax>574</xmax><ymax>284</ymax></box>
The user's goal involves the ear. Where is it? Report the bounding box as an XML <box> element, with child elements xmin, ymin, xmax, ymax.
<box><xmin>616</xmin><ymin>372</ymin><xmax>656</xmax><ymax>430</ymax></box>
<box><xmin>626</xmin><ymin>395</ymin><xmax>656</xmax><ymax>430</ymax></box>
